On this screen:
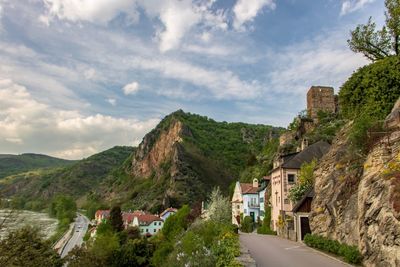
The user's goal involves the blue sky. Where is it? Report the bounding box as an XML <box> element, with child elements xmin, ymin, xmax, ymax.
<box><xmin>0</xmin><ymin>0</ymin><xmax>385</xmax><ymax>159</ymax></box>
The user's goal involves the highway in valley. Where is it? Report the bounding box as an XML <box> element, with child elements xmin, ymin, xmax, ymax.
<box><xmin>61</xmin><ymin>213</ymin><xmax>90</xmax><ymax>258</ymax></box>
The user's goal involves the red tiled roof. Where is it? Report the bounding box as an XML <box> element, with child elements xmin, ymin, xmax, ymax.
<box><xmin>137</xmin><ymin>214</ymin><xmax>163</xmax><ymax>225</ymax></box>
<box><xmin>240</xmin><ymin>183</ymin><xmax>259</xmax><ymax>194</ymax></box>
<box><xmin>123</xmin><ymin>210</ymin><xmax>147</xmax><ymax>223</ymax></box>
<box><xmin>95</xmin><ymin>210</ymin><xmax>110</xmax><ymax>217</ymax></box>
<box><xmin>160</xmin><ymin>207</ymin><xmax>177</xmax><ymax>217</ymax></box>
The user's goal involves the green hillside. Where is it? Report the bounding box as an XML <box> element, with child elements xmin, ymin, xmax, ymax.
<box><xmin>107</xmin><ymin>110</ymin><xmax>283</xmax><ymax>212</ymax></box>
<box><xmin>0</xmin><ymin>153</ymin><xmax>75</xmax><ymax>179</ymax></box>
<box><xmin>0</xmin><ymin>146</ymin><xmax>134</xmax><ymax>209</ymax></box>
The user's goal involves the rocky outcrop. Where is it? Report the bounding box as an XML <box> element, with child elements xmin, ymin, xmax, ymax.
<box><xmin>310</xmin><ymin>101</ymin><xmax>400</xmax><ymax>266</ymax></box>
<box><xmin>132</xmin><ymin>120</ymin><xmax>191</xmax><ymax>178</ymax></box>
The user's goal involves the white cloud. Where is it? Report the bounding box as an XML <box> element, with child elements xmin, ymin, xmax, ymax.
<box><xmin>84</xmin><ymin>68</ymin><xmax>96</xmax><ymax>80</ymax></box>
<box><xmin>157</xmin><ymin>1</ymin><xmax>201</xmax><ymax>52</ymax></box>
<box><xmin>122</xmin><ymin>81</ymin><xmax>139</xmax><ymax>95</ymax></box>
<box><xmin>0</xmin><ymin>79</ymin><xmax>159</xmax><ymax>159</ymax></box>
<box><xmin>42</xmin><ymin>0</ymin><xmax>139</xmax><ymax>24</ymax></box>
<box><xmin>340</xmin><ymin>0</ymin><xmax>375</xmax><ymax>16</ymax></box>
<box><xmin>267</xmin><ymin>30</ymin><xmax>368</xmax><ymax>96</ymax></box>
<box><xmin>107</xmin><ymin>98</ymin><xmax>117</xmax><ymax>106</ymax></box>
<box><xmin>130</xmin><ymin>57</ymin><xmax>260</xmax><ymax>99</ymax></box>
<box><xmin>233</xmin><ymin>0</ymin><xmax>276</xmax><ymax>30</ymax></box>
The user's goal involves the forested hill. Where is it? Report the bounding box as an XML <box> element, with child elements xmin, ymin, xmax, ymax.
<box><xmin>0</xmin><ymin>146</ymin><xmax>133</xmax><ymax>209</ymax></box>
<box><xmin>1</xmin><ymin>111</ymin><xmax>283</xmax><ymax>213</ymax></box>
<box><xmin>107</xmin><ymin>110</ymin><xmax>283</xmax><ymax>212</ymax></box>
<box><xmin>0</xmin><ymin>153</ymin><xmax>75</xmax><ymax>179</ymax></box>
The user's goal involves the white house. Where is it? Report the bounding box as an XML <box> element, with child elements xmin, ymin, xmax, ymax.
<box><xmin>258</xmin><ymin>176</ymin><xmax>270</xmax><ymax>221</ymax></box>
<box><xmin>160</xmin><ymin>207</ymin><xmax>177</xmax><ymax>221</ymax></box>
<box><xmin>132</xmin><ymin>214</ymin><xmax>164</xmax><ymax>236</ymax></box>
<box><xmin>232</xmin><ymin>179</ymin><xmax>260</xmax><ymax>225</ymax></box>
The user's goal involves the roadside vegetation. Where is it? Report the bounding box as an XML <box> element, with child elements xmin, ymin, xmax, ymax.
<box><xmin>48</xmin><ymin>195</ymin><xmax>77</xmax><ymax>243</ymax></box>
<box><xmin>257</xmin><ymin>207</ymin><xmax>276</xmax><ymax>235</ymax></box>
<box><xmin>0</xmin><ymin>226</ymin><xmax>63</xmax><ymax>267</ymax></box>
<box><xmin>304</xmin><ymin>234</ymin><xmax>362</xmax><ymax>264</ymax></box>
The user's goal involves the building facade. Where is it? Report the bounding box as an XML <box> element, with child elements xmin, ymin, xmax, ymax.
<box><xmin>270</xmin><ymin>141</ymin><xmax>330</xmax><ymax>233</ymax></box>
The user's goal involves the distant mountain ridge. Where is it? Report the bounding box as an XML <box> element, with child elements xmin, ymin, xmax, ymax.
<box><xmin>0</xmin><ymin>153</ymin><xmax>75</xmax><ymax>179</ymax></box>
<box><xmin>0</xmin><ymin>110</ymin><xmax>282</xmax><ymax>213</ymax></box>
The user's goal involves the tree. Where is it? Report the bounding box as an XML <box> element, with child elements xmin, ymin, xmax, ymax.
<box><xmin>348</xmin><ymin>0</ymin><xmax>400</xmax><ymax>61</ymax></box>
<box><xmin>288</xmin><ymin>160</ymin><xmax>317</xmax><ymax>202</ymax></box>
<box><xmin>109</xmin><ymin>206</ymin><xmax>124</xmax><ymax>232</ymax></box>
<box><xmin>0</xmin><ymin>226</ymin><xmax>63</xmax><ymax>267</ymax></box>
<box><xmin>208</xmin><ymin>187</ymin><xmax>231</xmax><ymax>225</ymax></box>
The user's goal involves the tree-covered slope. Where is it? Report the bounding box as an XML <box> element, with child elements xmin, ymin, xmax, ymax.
<box><xmin>0</xmin><ymin>146</ymin><xmax>134</xmax><ymax>208</ymax></box>
<box><xmin>0</xmin><ymin>153</ymin><xmax>75</xmax><ymax>180</ymax></box>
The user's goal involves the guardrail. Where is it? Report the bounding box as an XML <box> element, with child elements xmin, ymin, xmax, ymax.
<box><xmin>53</xmin><ymin>222</ymin><xmax>74</xmax><ymax>255</ymax></box>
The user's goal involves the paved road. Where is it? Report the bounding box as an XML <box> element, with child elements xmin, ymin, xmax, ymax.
<box><xmin>240</xmin><ymin>233</ymin><xmax>350</xmax><ymax>267</ymax></box>
<box><xmin>61</xmin><ymin>213</ymin><xmax>90</xmax><ymax>258</ymax></box>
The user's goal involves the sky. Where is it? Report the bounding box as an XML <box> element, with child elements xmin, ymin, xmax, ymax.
<box><xmin>0</xmin><ymin>0</ymin><xmax>386</xmax><ymax>159</ymax></box>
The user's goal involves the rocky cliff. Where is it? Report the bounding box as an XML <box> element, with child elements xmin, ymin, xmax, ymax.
<box><xmin>310</xmin><ymin>101</ymin><xmax>400</xmax><ymax>266</ymax></box>
<box><xmin>108</xmin><ymin>110</ymin><xmax>280</xmax><ymax>212</ymax></box>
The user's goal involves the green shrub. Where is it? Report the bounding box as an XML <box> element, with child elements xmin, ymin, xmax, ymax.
<box><xmin>257</xmin><ymin>206</ymin><xmax>276</xmax><ymax>235</ymax></box>
<box><xmin>339</xmin><ymin>56</ymin><xmax>400</xmax><ymax>120</ymax></box>
<box><xmin>304</xmin><ymin>234</ymin><xmax>363</xmax><ymax>264</ymax></box>
<box><xmin>240</xmin><ymin>216</ymin><xmax>254</xmax><ymax>233</ymax></box>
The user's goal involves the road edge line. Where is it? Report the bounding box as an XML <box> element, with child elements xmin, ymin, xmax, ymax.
<box><xmin>305</xmin><ymin>245</ymin><xmax>354</xmax><ymax>267</ymax></box>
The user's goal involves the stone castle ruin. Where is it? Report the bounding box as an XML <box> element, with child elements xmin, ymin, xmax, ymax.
<box><xmin>279</xmin><ymin>86</ymin><xmax>338</xmax><ymax>147</ymax></box>
<box><xmin>306</xmin><ymin>86</ymin><xmax>337</xmax><ymax>119</ymax></box>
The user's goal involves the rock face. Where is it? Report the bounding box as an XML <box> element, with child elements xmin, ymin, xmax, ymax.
<box><xmin>310</xmin><ymin>111</ymin><xmax>400</xmax><ymax>266</ymax></box>
<box><xmin>132</xmin><ymin>120</ymin><xmax>188</xmax><ymax>178</ymax></box>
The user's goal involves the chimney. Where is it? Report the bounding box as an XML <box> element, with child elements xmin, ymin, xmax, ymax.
<box><xmin>253</xmin><ymin>178</ymin><xmax>259</xmax><ymax>188</ymax></box>
<box><xmin>301</xmin><ymin>138</ymin><xmax>309</xmax><ymax>151</ymax></box>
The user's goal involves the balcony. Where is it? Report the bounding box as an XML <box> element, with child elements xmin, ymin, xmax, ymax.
<box><xmin>248</xmin><ymin>203</ymin><xmax>259</xmax><ymax>208</ymax></box>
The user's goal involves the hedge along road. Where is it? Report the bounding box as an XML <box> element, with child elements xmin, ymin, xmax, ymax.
<box><xmin>240</xmin><ymin>233</ymin><xmax>351</xmax><ymax>267</ymax></box>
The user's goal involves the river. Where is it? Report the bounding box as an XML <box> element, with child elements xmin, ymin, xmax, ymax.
<box><xmin>0</xmin><ymin>209</ymin><xmax>58</xmax><ymax>239</ymax></box>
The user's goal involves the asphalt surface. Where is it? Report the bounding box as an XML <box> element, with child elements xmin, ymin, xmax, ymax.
<box><xmin>61</xmin><ymin>213</ymin><xmax>90</xmax><ymax>258</ymax></box>
<box><xmin>240</xmin><ymin>233</ymin><xmax>350</xmax><ymax>267</ymax></box>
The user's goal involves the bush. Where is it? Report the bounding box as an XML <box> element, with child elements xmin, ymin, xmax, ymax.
<box><xmin>304</xmin><ymin>234</ymin><xmax>362</xmax><ymax>264</ymax></box>
<box><xmin>240</xmin><ymin>216</ymin><xmax>254</xmax><ymax>233</ymax></box>
<box><xmin>257</xmin><ymin>206</ymin><xmax>276</xmax><ymax>235</ymax></box>
<box><xmin>339</xmin><ymin>56</ymin><xmax>400</xmax><ymax>120</ymax></box>
<box><xmin>0</xmin><ymin>226</ymin><xmax>63</xmax><ymax>267</ymax></box>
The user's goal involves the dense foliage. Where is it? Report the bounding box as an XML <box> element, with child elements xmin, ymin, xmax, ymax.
<box><xmin>152</xmin><ymin>189</ymin><xmax>241</xmax><ymax>267</ymax></box>
<box><xmin>257</xmin><ymin>206</ymin><xmax>276</xmax><ymax>235</ymax></box>
<box><xmin>67</xmin><ymin>222</ymin><xmax>153</xmax><ymax>267</ymax></box>
<box><xmin>0</xmin><ymin>226</ymin><xmax>63</xmax><ymax>267</ymax></box>
<box><xmin>109</xmin><ymin>206</ymin><xmax>124</xmax><ymax>232</ymax></box>
<box><xmin>304</xmin><ymin>234</ymin><xmax>363</xmax><ymax>264</ymax></box>
<box><xmin>48</xmin><ymin>194</ymin><xmax>77</xmax><ymax>242</ymax></box>
<box><xmin>288</xmin><ymin>160</ymin><xmax>317</xmax><ymax>203</ymax></box>
<box><xmin>339</xmin><ymin>56</ymin><xmax>400</xmax><ymax>153</ymax></box>
<box><xmin>240</xmin><ymin>216</ymin><xmax>254</xmax><ymax>233</ymax></box>
<box><xmin>0</xmin><ymin>153</ymin><xmax>74</xmax><ymax>180</ymax></box>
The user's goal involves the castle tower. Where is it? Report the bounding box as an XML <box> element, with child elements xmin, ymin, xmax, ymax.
<box><xmin>307</xmin><ymin>86</ymin><xmax>336</xmax><ymax>119</ymax></box>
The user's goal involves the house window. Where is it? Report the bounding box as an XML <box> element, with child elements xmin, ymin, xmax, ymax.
<box><xmin>236</xmin><ymin>205</ymin><xmax>240</xmax><ymax>209</ymax></box>
<box><xmin>146</xmin><ymin>229</ymin><xmax>149</xmax><ymax>233</ymax></box>
<box><xmin>141</xmin><ymin>229</ymin><xmax>144</xmax><ymax>232</ymax></box>
<box><xmin>159</xmin><ymin>222</ymin><xmax>162</xmax><ymax>226</ymax></box>
<box><xmin>154</xmin><ymin>229</ymin><xmax>156</xmax><ymax>233</ymax></box>
<box><xmin>278</xmin><ymin>197</ymin><xmax>280</xmax><ymax>203</ymax></box>
<box><xmin>244</xmin><ymin>209</ymin><xmax>247</xmax><ymax>214</ymax></box>
<box><xmin>288</xmin><ymin>174</ymin><xmax>295</xmax><ymax>183</ymax></box>
<box><xmin>284</xmin><ymin>198</ymin><xmax>289</xmax><ymax>204</ymax></box>
<box><xmin>260</xmin><ymin>197</ymin><xmax>264</xmax><ymax>203</ymax></box>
